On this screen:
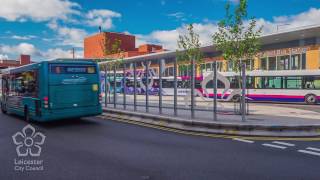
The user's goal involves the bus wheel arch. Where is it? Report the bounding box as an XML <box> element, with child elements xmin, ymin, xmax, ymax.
<box><xmin>305</xmin><ymin>94</ymin><xmax>317</xmax><ymax>104</ymax></box>
<box><xmin>232</xmin><ymin>94</ymin><xmax>241</xmax><ymax>102</ymax></box>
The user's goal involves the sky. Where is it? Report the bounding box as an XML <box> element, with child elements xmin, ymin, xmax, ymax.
<box><xmin>0</xmin><ymin>0</ymin><xmax>320</xmax><ymax>61</ymax></box>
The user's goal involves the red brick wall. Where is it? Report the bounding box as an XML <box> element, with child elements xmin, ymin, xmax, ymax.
<box><xmin>84</xmin><ymin>32</ymin><xmax>136</xmax><ymax>59</ymax></box>
<box><xmin>84</xmin><ymin>33</ymin><xmax>105</xmax><ymax>59</ymax></box>
<box><xmin>105</xmin><ymin>32</ymin><xmax>136</xmax><ymax>52</ymax></box>
<box><xmin>138</xmin><ymin>44</ymin><xmax>163</xmax><ymax>53</ymax></box>
<box><xmin>20</xmin><ymin>54</ymin><xmax>31</xmax><ymax>65</ymax></box>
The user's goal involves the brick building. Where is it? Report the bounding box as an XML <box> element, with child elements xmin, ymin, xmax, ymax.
<box><xmin>84</xmin><ymin>32</ymin><xmax>165</xmax><ymax>59</ymax></box>
<box><xmin>0</xmin><ymin>55</ymin><xmax>32</xmax><ymax>70</ymax></box>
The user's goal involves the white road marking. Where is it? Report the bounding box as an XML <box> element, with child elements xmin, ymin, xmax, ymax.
<box><xmin>272</xmin><ymin>141</ymin><xmax>295</xmax><ymax>147</ymax></box>
<box><xmin>233</xmin><ymin>138</ymin><xmax>254</xmax><ymax>144</ymax></box>
<box><xmin>262</xmin><ymin>143</ymin><xmax>287</xmax><ymax>149</ymax></box>
<box><xmin>298</xmin><ymin>150</ymin><xmax>320</xmax><ymax>157</ymax></box>
<box><xmin>306</xmin><ymin>147</ymin><xmax>320</xmax><ymax>152</ymax></box>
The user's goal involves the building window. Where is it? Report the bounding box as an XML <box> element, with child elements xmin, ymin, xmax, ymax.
<box><xmin>277</xmin><ymin>55</ymin><xmax>290</xmax><ymax>70</ymax></box>
<box><xmin>290</xmin><ymin>54</ymin><xmax>301</xmax><ymax>70</ymax></box>
<box><xmin>244</xmin><ymin>59</ymin><xmax>255</xmax><ymax>71</ymax></box>
<box><xmin>164</xmin><ymin>67</ymin><xmax>174</xmax><ymax>77</ymax></box>
<box><xmin>268</xmin><ymin>57</ymin><xmax>277</xmax><ymax>70</ymax></box>
<box><xmin>260</xmin><ymin>58</ymin><xmax>267</xmax><ymax>70</ymax></box>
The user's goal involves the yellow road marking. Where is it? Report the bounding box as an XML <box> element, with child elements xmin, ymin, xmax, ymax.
<box><xmin>99</xmin><ymin>115</ymin><xmax>320</xmax><ymax>141</ymax></box>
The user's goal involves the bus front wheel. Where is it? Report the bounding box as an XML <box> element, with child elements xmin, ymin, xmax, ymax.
<box><xmin>24</xmin><ymin>107</ymin><xmax>31</xmax><ymax>122</ymax></box>
<box><xmin>305</xmin><ymin>94</ymin><xmax>317</xmax><ymax>105</ymax></box>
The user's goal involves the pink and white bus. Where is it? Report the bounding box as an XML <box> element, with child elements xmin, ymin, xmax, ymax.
<box><xmin>200</xmin><ymin>70</ymin><xmax>320</xmax><ymax>104</ymax></box>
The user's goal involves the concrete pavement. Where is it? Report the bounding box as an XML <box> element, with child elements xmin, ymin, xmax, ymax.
<box><xmin>103</xmin><ymin>95</ymin><xmax>320</xmax><ymax>136</ymax></box>
<box><xmin>107</xmin><ymin>94</ymin><xmax>320</xmax><ymax>120</ymax></box>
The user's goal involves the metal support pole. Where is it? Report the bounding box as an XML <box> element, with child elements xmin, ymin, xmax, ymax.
<box><xmin>173</xmin><ymin>58</ymin><xmax>178</xmax><ymax>116</ymax></box>
<box><xmin>145</xmin><ymin>60</ymin><xmax>149</xmax><ymax>113</ymax></box>
<box><xmin>191</xmin><ymin>58</ymin><xmax>195</xmax><ymax>118</ymax></box>
<box><xmin>123</xmin><ymin>63</ymin><xmax>126</xmax><ymax>110</ymax></box>
<box><xmin>133</xmin><ymin>63</ymin><xmax>137</xmax><ymax>111</ymax></box>
<box><xmin>159</xmin><ymin>59</ymin><xmax>163</xmax><ymax>114</ymax></box>
<box><xmin>241</xmin><ymin>63</ymin><xmax>246</xmax><ymax>121</ymax></box>
<box><xmin>246</xmin><ymin>87</ymin><xmax>249</xmax><ymax>115</ymax></box>
<box><xmin>104</xmin><ymin>64</ymin><xmax>108</xmax><ymax>107</ymax></box>
<box><xmin>113</xmin><ymin>65</ymin><xmax>116</xmax><ymax>108</ymax></box>
<box><xmin>213</xmin><ymin>62</ymin><xmax>217</xmax><ymax>121</ymax></box>
<box><xmin>108</xmin><ymin>65</ymin><xmax>111</xmax><ymax>103</ymax></box>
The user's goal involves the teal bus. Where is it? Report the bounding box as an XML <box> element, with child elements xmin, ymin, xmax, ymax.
<box><xmin>0</xmin><ymin>59</ymin><xmax>103</xmax><ymax>122</ymax></box>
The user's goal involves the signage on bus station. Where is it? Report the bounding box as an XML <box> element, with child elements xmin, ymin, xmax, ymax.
<box><xmin>259</xmin><ymin>46</ymin><xmax>311</xmax><ymax>57</ymax></box>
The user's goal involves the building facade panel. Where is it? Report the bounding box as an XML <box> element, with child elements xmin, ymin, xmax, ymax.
<box><xmin>306</xmin><ymin>49</ymin><xmax>319</xmax><ymax>69</ymax></box>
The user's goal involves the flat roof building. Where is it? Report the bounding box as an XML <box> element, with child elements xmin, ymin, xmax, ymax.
<box><xmin>0</xmin><ymin>55</ymin><xmax>32</xmax><ymax>70</ymax></box>
<box><xmin>84</xmin><ymin>32</ymin><xmax>165</xmax><ymax>59</ymax></box>
<box><xmin>98</xmin><ymin>24</ymin><xmax>320</xmax><ymax>77</ymax></box>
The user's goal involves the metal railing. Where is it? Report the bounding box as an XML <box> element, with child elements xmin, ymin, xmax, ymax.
<box><xmin>100</xmin><ymin>58</ymin><xmax>248</xmax><ymax>121</ymax></box>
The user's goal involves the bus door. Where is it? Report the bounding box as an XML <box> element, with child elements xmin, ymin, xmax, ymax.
<box><xmin>48</xmin><ymin>64</ymin><xmax>99</xmax><ymax>109</ymax></box>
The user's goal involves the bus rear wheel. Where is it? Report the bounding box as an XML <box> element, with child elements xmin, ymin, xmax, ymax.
<box><xmin>232</xmin><ymin>95</ymin><xmax>241</xmax><ymax>102</ymax></box>
<box><xmin>24</xmin><ymin>107</ymin><xmax>31</xmax><ymax>122</ymax></box>
<box><xmin>305</xmin><ymin>94</ymin><xmax>317</xmax><ymax>105</ymax></box>
<box><xmin>1</xmin><ymin>103</ymin><xmax>7</xmax><ymax>114</ymax></box>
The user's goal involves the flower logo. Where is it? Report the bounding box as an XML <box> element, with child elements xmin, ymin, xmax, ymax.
<box><xmin>12</xmin><ymin>125</ymin><xmax>46</xmax><ymax>157</ymax></box>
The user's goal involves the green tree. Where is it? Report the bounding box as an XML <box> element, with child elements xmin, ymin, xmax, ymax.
<box><xmin>213</xmin><ymin>0</ymin><xmax>262</xmax><ymax>75</ymax></box>
<box><xmin>177</xmin><ymin>24</ymin><xmax>203</xmax><ymax>74</ymax></box>
<box><xmin>98</xmin><ymin>34</ymin><xmax>125</xmax><ymax>70</ymax></box>
<box><xmin>176</xmin><ymin>24</ymin><xmax>203</xmax><ymax>118</ymax></box>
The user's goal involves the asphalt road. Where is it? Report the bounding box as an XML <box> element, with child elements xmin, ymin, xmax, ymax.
<box><xmin>0</xmin><ymin>112</ymin><xmax>320</xmax><ymax>180</ymax></box>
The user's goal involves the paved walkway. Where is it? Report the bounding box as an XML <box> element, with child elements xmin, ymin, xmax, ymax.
<box><xmin>104</xmin><ymin>94</ymin><xmax>320</xmax><ymax>126</ymax></box>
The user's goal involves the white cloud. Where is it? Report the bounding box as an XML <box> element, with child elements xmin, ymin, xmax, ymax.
<box><xmin>272</xmin><ymin>8</ymin><xmax>320</xmax><ymax>31</ymax></box>
<box><xmin>136</xmin><ymin>8</ymin><xmax>320</xmax><ymax>50</ymax></box>
<box><xmin>85</xmin><ymin>9</ymin><xmax>121</xmax><ymax>30</ymax></box>
<box><xmin>47</xmin><ymin>21</ymin><xmax>88</xmax><ymax>47</ymax></box>
<box><xmin>46</xmin><ymin>9</ymin><xmax>121</xmax><ymax>48</ymax></box>
<box><xmin>0</xmin><ymin>54</ymin><xmax>9</xmax><ymax>60</ymax></box>
<box><xmin>56</xmin><ymin>27</ymin><xmax>88</xmax><ymax>47</ymax></box>
<box><xmin>136</xmin><ymin>23</ymin><xmax>218</xmax><ymax>50</ymax></box>
<box><xmin>0</xmin><ymin>43</ymin><xmax>38</xmax><ymax>55</ymax></box>
<box><xmin>47</xmin><ymin>20</ymin><xmax>59</xmax><ymax>30</ymax></box>
<box><xmin>41</xmin><ymin>48</ymin><xmax>83</xmax><ymax>59</ymax></box>
<box><xmin>0</xmin><ymin>0</ymin><xmax>80</xmax><ymax>22</ymax></box>
<box><xmin>11</xmin><ymin>35</ymin><xmax>37</xmax><ymax>40</ymax></box>
<box><xmin>0</xmin><ymin>42</ymin><xmax>85</xmax><ymax>61</ymax></box>
<box><xmin>167</xmin><ymin>12</ymin><xmax>186</xmax><ymax>21</ymax></box>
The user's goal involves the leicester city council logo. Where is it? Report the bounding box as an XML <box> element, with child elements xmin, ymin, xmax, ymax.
<box><xmin>12</xmin><ymin>125</ymin><xmax>46</xmax><ymax>157</ymax></box>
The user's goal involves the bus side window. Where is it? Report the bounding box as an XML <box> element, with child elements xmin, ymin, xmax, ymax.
<box><xmin>2</xmin><ymin>78</ymin><xmax>9</xmax><ymax>95</ymax></box>
<box><xmin>304</xmin><ymin>76</ymin><xmax>320</xmax><ymax>89</ymax></box>
<box><xmin>10</xmin><ymin>71</ymin><xmax>38</xmax><ymax>97</ymax></box>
